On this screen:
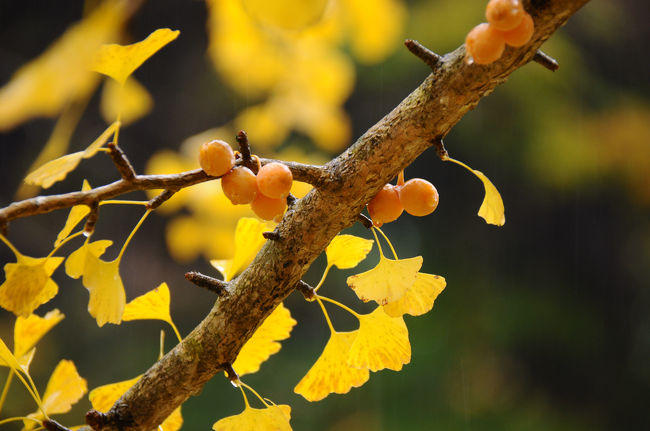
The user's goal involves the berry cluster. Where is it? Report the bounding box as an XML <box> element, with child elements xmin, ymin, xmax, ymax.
<box><xmin>367</xmin><ymin>174</ymin><xmax>439</xmax><ymax>227</ymax></box>
<box><xmin>465</xmin><ymin>0</ymin><xmax>534</xmax><ymax>65</ymax></box>
<box><xmin>199</xmin><ymin>140</ymin><xmax>293</xmax><ymax>222</ymax></box>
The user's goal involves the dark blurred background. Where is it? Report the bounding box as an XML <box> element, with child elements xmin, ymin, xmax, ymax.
<box><xmin>1</xmin><ymin>0</ymin><xmax>649</xmax><ymax>430</ymax></box>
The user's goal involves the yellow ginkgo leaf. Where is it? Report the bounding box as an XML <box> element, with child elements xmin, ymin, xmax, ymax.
<box><xmin>100</xmin><ymin>76</ymin><xmax>153</xmax><ymax>125</ymax></box>
<box><xmin>0</xmin><ymin>337</ymin><xmax>22</xmax><ymax>372</ymax></box>
<box><xmin>93</xmin><ymin>28</ymin><xmax>180</xmax><ymax>85</ymax></box>
<box><xmin>347</xmin><ymin>307</ymin><xmax>410</xmax><ymax>372</ymax></box>
<box><xmin>65</xmin><ymin>240</ymin><xmax>113</xmax><ymax>279</ymax></box>
<box><xmin>83</xmin><ymin>257</ymin><xmax>125</xmax><ymax>327</ymax></box>
<box><xmin>346</xmin><ymin>255</ymin><xmax>422</xmax><ymax>305</ymax></box>
<box><xmin>444</xmin><ymin>156</ymin><xmax>505</xmax><ymax>226</ymax></box>
<box><xmin>14</xmin><ymin>308</ymin><xmax>65</xmax><ymax>358</ymax></box>
<box><xmin>89</xmin><ymin>375</ymin><xmax>141</xmax><ymax>412</ymax></box>
<box><xmin>54</xmin><ymin>180</ymin><xmax>91</xmax><ymax>246</ymax></box>
<box><xmin>89</xmin><ymin>375</ymin><xmax>182</xmax><ymax>431</ymax></box>
<box><xmin>24</xmin><ymin>122</ymin><xmax>119</xmax><ymax>188</ymax></box>
<box><xmin>233</xmin><ymin>303</ymin><xmax>296</xmax><ymax>376</ymax></box>
<box><xmin>210</xmin><ymin>217</ymin><xmax>272</xmax><ymax>281</ymax></box>
<box><xmin>383</xmin><ymin>273</ymin><xmax>446</xmax><ymax>318</ymax></box>
<box><xmin>325</xmin><ymin>235</ymin><xmax>373</xmax><ymax>270</ymax></box>
<box><xmin>37</xmin><ymin>360</ymin><xmax>87</xmax><ymax>416</ymax></box>
<box><xmin>294</xmin><ymin>331</ymin><xmax>369</xmax><ymax>402</ymax></box>
<box><xmin>242</xmin><ymin>0</ymin><xmax>329</xmax><ymax>31</ymax></box>
<box><xmin>213</xmin><ymin>404</ymin><xmax>292</xmax><ymax>431</ymax></box>
<box><xmin>17</xmin><ymin>347</ymin><xmax>36</xmax><ymax>374</ymax></box>
<box><xmin>0</xmin><ymin>254</ymin><xmax>64</xmax><ymax>317</ymax></box>
<box><xmin>122</xmin><ymin>282</ymin><xmax>172</xmax><ymax>324</ymax></box>
<box><xmin>65</xmin><ymin>240</ymin><xmax>125</xmax><ymax>326</ymax></box>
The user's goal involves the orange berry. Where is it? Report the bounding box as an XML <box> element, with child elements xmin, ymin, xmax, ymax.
<box><xmin>221</xmin><ymin>166</ymin><xmax>258</xmax><ymax>205</ymax></box>
<box><xmin>257</xmin><ymin>162</ymin><xmax>293</xmax><ymax>199</ymax></box>
<box><xmin>199</xmin><ymin>140</ymin><xmax>235</xmax><ymax>177</ymax></box>
<box><xmin>367</xmin><ymin>184</ymin><xmax>403</xmax><ymax>227</ymax></box>
<box><xmin>500</xmin><ymin>12</ymin><xmax>534</xmax><ymax>47</ymax></box>
<box><xmin>465</xmin><ymin>23</ymin><xmax>505</xmax><ymax>65</ymax></box>
<box><xmin>486</xmin><ymin>0</ymin><xmax>524</xmax><ymax>31</ymax></box>
<box><xmin>398</xmin><ymin>178</ymin><xmax>439</xmax><ymax>217</ymax></box>
<box><xmin>251</xmin><ymin>193</ymin><xmax>286</xmax><ymax>221</ymax></box>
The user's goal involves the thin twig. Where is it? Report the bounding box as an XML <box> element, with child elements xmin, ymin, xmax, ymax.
<box><xmin>295</xmin><ymin>280</ymin><xmax>316</xmax><ymax>301</ymax></box>
<box><xmin>532</xmin><ymin>50</ymin><xmax>559</xmax><ymax>71</ymax></box>
<box><xmin>107</xmin><ymin>142</ymin><xmax>136</xmax><ymax>181</ymax></box>
<box><xmin>356</xmin><ymin>213</ymin><xmax>373</xmax><ymax>229</ymax></box>
<box><xmin>431</xmin><ymin>136</ymin><xmax>448</xmax><ymax>160</ymax></box>
<box><xmin>146</xmin><ymin>189</ymin><xmax>176</xmax><ymax>210</ymax></box>
<box><xmin>286</xmin><ymin>193</ymin><xmax>297</xmax><ymax>208</ymax></box>
<box><xmin>404</xmin><ymin>39</ymin><xmax>442</xmax><ymax>70</ymax></box>
<box><xmin>83</xmin><ymin>201</ymin><xmax>99</xmax><ymax>235</ymax></box>
<box><xmin>0</xmin><ymin>158</ymin><xmax>327</xmax><ymax>223</ymax></box>
<box><xmin>262</xmin><ymin>231</ymin><xmax>280</xmax><ymax>241</ymax></box>
<box><xmin>236</xmin><ymin>131</ymin><xmax>252</xmax><ymax>164</ymax></box>
<box><xmin>185</xmin><ymin>272</ymin><xmax>229</xmax><ymax>296</ymax></box>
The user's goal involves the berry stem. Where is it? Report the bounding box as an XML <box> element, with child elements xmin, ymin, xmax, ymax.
<box><xmin>397</xmin><ymin>170</ymin><xmax>405</xmax><ymax>186</ymax></box>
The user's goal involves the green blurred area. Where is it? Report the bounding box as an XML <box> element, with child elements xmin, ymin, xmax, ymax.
<box><xmin>1</xmin><ymin>0</ymin><xmax>649</xmax><ymax>430</ymax></box>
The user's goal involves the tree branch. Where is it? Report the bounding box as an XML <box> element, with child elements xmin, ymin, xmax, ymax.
<box><xmin>14</xmin><ymin>1</ymin><xmax>588</xmax><ymax>429</ymax></box>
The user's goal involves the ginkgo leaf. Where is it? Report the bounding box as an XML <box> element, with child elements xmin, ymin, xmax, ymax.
<box><xmin>100</xmin><ymin>76</ymin><xmax>153</xmax><ymax>125</ymax></box>
<box><xmin>122</xmin><ymin>282</ymin><xmax>172</xmax><ymax>324</ymax></box>
<box><xmin>38</xmin><ymin>360</ymin><xmax>87</xmax><ymax>416</ymax></box>
<box><xmin>14</xmin><ymin>308</ymin><xmax>65</xmax><ymax>358</ymax></box>
<box><xmin>0</xmin><ymin>254</ymin><xmax>64</xmax><ymax>317</ymax></box>
<box><xmin>18</xmin><ymin>347</ymin><xmax>36</xmax><ymax>374</ymax></box>
<box><xmin>55</xmin><ymin>180</ymin><xmax>91</xmax><ymax>246</ymax></box>
<box><xmin>347</xmin><ymin>307</ymin><xmax>410</xmax><ymax>372</ymax></box>
<box><xmin>89</xmin><ymin>375</ymin><xmax>182</xmax><ymax>431</ymax></box>
<box><xmin>211</xmin><ymin>217</ymin><xmax>272</xmax><ymax>281</ymax></box>
<box><xmin>444</xmin><ymin>156</ymin><xmax>505</xmax><ymax>226</ymax></box>
<box><xmin>346</xmin><ymin>255</ymin><xmax>422</xmax><ymax>305</ymax></box>
<box><xmin>89</xmin><ymin>375</ymin><xmax>141</xmax><ymax>412</ymax></box>
<box><xmin>66</xmin><ymin>241</ymin><xmax>125</xmax><ymax>326</ymax></box>
<box><xmin>93</xmin><ymin>28</ymin><xmax>180</xmax><ymax>85</ymax></box>
<box><xmin>213</xmin><ymin>404</ymin><xmax>292</xmax><ymax>431</ymax></box>
<box><xmin>24</xmin><ymin>122</ymin><xmax>119</xmax><ymax>188</ymax></box>
<box><xmin>83</xmin><ymin>257</ymin><xmax>125</xmax><ymax>327</ymax></box>
<box><xmin>294</xmin><ymin>331</ymin><xmax>369</xmax><ymax>402</ymax></box>
<box><xmin>325</xmin><ymin>235</ymin><xmax>374</xmax><ymax>270</ymax></box>
<box><xmin>383</xmin><ymin>273</ymin><xmax>446</xmax><ymax>318</ymax></box>
<box><xmin>0</xmin><ymin>337</ymin><xmax>22</xmax><ymax>372</ymax></box>
<box><xmin>65</xmin><ymin>240</ymin><xmax>113</xmax><ymax>279</ymax></box>
<box><xmin>233</xmin><ymin>303</ymin><xmax>296</xmax><ymax>376</ymax></box>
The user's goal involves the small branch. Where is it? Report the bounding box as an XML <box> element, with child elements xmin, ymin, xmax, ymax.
<box><xmin>236</xmin><ymin>131</ymin><xmax>252</xmax><ymax>164</ymax></box>
<box><xmin>262</xmin><ymin>231</ymin><xmax>280</xmax><ymax>241</ymax></box>
<box><xmin>356</xmin><ymin>213</ymin><xmax>373</xmax><ymax>229</ymax></box>
<box><xmin>107</xmin><ymin>143</ymin><xmax>136</xmax><ymax>181</ymax></box>
<box><xmin>404</xmin><ymin>39</ymin><xmax>442</xmax><ymax>70</ymax></box>
<box><xmin>532</xmin><ymin>50</ymin><xmax>559</xmax><ymax>71</ymax></box>
<box><xmin>43</xmin><ymin>419</ymin><xmax>73</xmax><ymax>431</ymax></box>
<box><xmin>286</xmin><ymin>193</ymin><xmax>297</xmax><ymax>208</ymax></box>
<box><xmin>146</xmin><ymin>189</ymin><xmax>176</xmax><ymax>210</ymax></box>
<box><xmin>222</xmin><ymin>363</ymin><xmax>240</xmax><ymax>384</ymax></box>
<box><xmin>185</xmin><ymin>271</ymin><xmax>229</xmax><ymax>296</ymax></box>
<box><xmin>295</xmin><ymin>280</ymin><xmax>316</xmax><ymax>301</ymax></box>
<box><xmin>258</xmin><ymin>158</ymin><xmax>329</xmax><ymax>188</ymax></box>
<box><xmin>0</xmin><ymin>220</ymin><xmax>7</xmax><ymax>237</ymax></box>
<box><xmin>431</xmin><ymin>137</ymin><xmax>448</xmax><ymax>160</ymax></box>
<box><xmin>83</xmin><ymin>201</ymin><xmax>100</xmax><ymax>235</ymax></box>
<box><xmin>85</xmin><ymin>410</ymin><xmax>107</xmax><ymax>430</ymax></box>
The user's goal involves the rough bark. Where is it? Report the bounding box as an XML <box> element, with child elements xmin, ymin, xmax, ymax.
<box><xmin>64</xmin><ymin>0</ymin><xmax>589</xmax><ymax>429</ymax></box>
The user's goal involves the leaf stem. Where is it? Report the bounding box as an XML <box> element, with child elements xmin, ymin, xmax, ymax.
<box><xmin>117</xmin><ymin>209</ymin><xmax>151</xmax><ymax>262</ymax></box>
<box><xmin>47</xmin><ymin>230</ymin><xmax>84</xmax><ymax>258</ymax></box>
<box><xmin>313</xmin><ymin>265</ymin><xmax>331</xmax><ymax>293</ymax></box>
<box><xmin>374</xmin><ymin>226</ymin><xmax>399</xmax><ymax>260</ymax></box>
<box><xmin>0</xmin><ymin>233</ymin><xmax>20</xmax><ymax>256</ymax></box>
<box><xmin>100</xmin><ymin>200</ymin><xmax>148</xmax><ymax>206</ymax></box>
<box><xmin>0</xmin><ymin>369</ymin><xmax>14</xmax><ymax>414</ymax></box>
<box><xmin>370</xmin><ymin>226</ymin><xmax>384</xmax><ymax>257</ymax></box>
<box><xmin>168</xmin><ymin>321</ymin><xmax>183</xmax><ymax>343</ymax></box>
<box><xmin>238</xmin><ymin>383</ymin><xmax>249</xmax><ymax>409</ymax></box>
<box><xmin>239</xmin><ymin>381</ymin><xmax>269</xmax><ymax>408</ymax></box>
<box><xmin>0</xmin><ymin>416</ymin><xmax>42</xmax><ymax>426</ymax></box>
<box><xmin>316</xmin><ymin>295</ymin><xmax>362</xmax><ymax>319</ymax></box>
<box><xmin>315</xmin><ymin>297</ymin><xmax>336</xmax><ymax>334</ymax></box>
